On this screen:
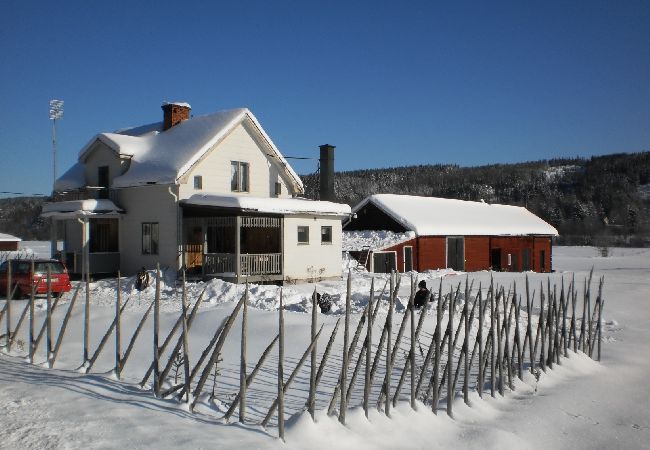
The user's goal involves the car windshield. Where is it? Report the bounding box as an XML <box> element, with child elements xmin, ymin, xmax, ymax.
<box><xmin>34</xmin><ymin>262</ymin><xmax>66</xmax><ymax>275</ymax></box>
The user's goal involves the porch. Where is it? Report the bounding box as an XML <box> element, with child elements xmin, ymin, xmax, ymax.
<box><xmin>182</xmin><ymin>215</ymin><xmax>283</xmax><ymax>283</ymax></box>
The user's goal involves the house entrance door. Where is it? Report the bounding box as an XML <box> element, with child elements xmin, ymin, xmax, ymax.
<box><xmin>447</xmin><ymin>237</ymin><xmax>465</xmax><ymax>271</ymax></box>
<box><xmin>490</xmin><ymin>248</ymin><xmax>502</xmax><ymax>271</ymax></box>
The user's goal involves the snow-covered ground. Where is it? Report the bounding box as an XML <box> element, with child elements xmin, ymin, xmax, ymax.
<box><xmin>1</xmin><ymin>246</ymin><xmax>649</xmax><ymax>449</ymax></box>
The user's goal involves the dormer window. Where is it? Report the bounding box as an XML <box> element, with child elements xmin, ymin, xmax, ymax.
<box><xmin>231</xmin><ymin>161</ymin><xmax>249</xmax><ymax>192</ymax></box>
<box><xmin>194</xmin><ymin>175</ymin><xmax>202</xmax><ymax>190</ymax></box>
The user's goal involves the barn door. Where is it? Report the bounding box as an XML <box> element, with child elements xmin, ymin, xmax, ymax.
<box><xmin>404</xmin><ymin>246</ymin><xmax>413</xmax><ymax>272</ymax></box>
<box><xmin>373</xmin><ymin>252</ymin><xmax>396</xmax><ymax>273</ymax></box>
<box><xmin>447</xmin><ymin>237</ymin><xmax>465</xmax><ymax>271</ymax></box>
<box><xmin>522</xmin><ymin>248</ymin><xmax>531</xmax><ymax>271</ymax></box>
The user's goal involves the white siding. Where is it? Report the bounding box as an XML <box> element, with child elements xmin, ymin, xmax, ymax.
<box><xmin>178</xmin><ymin>121</ymin><xmax>294</xmax><ymax>199</ymax></box>
<box><xmin>282</xmin><ymin>215</ymin><xmax>343</xmax><ymax>281</ymax></box>
<box><xmin>117</xmin><ymin>184</ymin><xmax>179</xmax><ymax>274</ymax></box>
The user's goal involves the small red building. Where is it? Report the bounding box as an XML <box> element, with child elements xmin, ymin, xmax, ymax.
<box><xmin>0</xmin><ymin>233</ymin><xmax>21</xmax><ymax>251</ymax></box>
<box><xmin>344</xmin><ymin>194</ymin><xmax>558</xmax><ymax>273</ymax></box>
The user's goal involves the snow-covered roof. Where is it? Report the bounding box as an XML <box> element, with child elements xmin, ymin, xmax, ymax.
<box><xmin>182</xmin><ymin>193</ymin><xmax>351</xmax><ymax>217</ymax></box>
<box><xmin>0</xmin><ymin>233</ymin><xmax>21</xmax><ymax>242</ymax></box>
<box><xmin>343</xmin><ymin>230</ymin><xmax>415</xmax><ymax>251</ymax></box>
<box><xmin>56</xmin><ymin>108</ymin><xmax>303</xmax><ymax>192</ymax></box>
<box><xmin>41</xmin><ymin>199</ymin><xmax>123</xmax><ymax>218</ymax></box>
<box><xmin>352</xmin><ymin>194</ymin><xmax>558</xmax><ymax>236</ymax></box>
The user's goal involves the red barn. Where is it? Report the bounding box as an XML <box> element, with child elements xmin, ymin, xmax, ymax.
<box><xmin>343</xmin><ymin>194</ymin><xmax>558</xmax><ymax>273</ymax></box>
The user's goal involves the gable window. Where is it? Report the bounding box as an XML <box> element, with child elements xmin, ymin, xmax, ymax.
<box><xmin>98</xmin><ymin>166</ymin><xmax>109</xmax><ymax>199</ymax></box>
<box><xmin>321</xmin><ymin>226</ymin><xmax>332</xmax><ymax>244</ymax></box>
<box><xmin>231</xmin><ymin>161</ymin><xmax>249</xmax><ymax>192</ymax></box>
<box><xmin>142</xmin><ymin>222</ymin><xmax>159</xmax><ymax>255</ymax></box>
<box><xmin>194</xmin><ymin>175</ymin><xmax>202</xmax><ymax>190</ymax></box>
<box><xmin>297</xmin><ymin>226</ymin><xmax>309</xmax><ymax>244</ymax></box>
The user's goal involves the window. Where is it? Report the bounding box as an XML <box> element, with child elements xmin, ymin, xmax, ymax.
<box><xmin>90</xmin><ymin>219</ymin><xmax>118</xmax><ymax>253</ymax></box>
<box><xmin>231</xmin><ymin>161</ymin><xmax>249</xmax><ymax>192</ymax></box>
<box><xmin>297</xmin><ymin>226</ymin><xmax>309</xmax><ymax>244</ymax></box>
<box><xmin>274</xmin><ymin>182</ymin><xmax>282</xmax><ymax>197</ymax></box>
<box><xmin>194</xmin><ymin>175</ymin><xmax>202</xmax><ymax>190</ymax></box>
<box><xmin>142</xmin><ymin>222</ymin><xmax>159</xmax><ymax>255</ymax></box>
<box><xmin>98</xmin><ymin>166</ymin><xmax>109</xmax><ymax>199</ymax></box>
<box><xmin>321</xmin><ymin>226</ymin><xmax>332</xmax><ymax>244</ymax></box>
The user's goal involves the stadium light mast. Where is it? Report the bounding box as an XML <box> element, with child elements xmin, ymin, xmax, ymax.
<box><xmin>49</xmin><ymin>99</ymin><xmax>64</xmax><ymax>191</ymax></box>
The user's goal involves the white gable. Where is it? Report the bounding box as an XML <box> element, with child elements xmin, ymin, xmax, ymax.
<box><xmin>353</xmin><ymin>194</ymin><xmax>558</xmax><ymax>236</ymax></box>
<box><xmin>67</xmin><ymin>108</ymin><xmax>302</xmax><ymax>192</ymax></box>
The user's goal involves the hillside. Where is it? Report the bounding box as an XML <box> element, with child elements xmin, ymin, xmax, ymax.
<box><xmin>1</xmin><ymin>152</ymin><xmax>649</xmax><ymax>246</ymax></box>
<box><xmin>303</xmin><ymin>151</ymin><xmax>650</xmax><ymax>246</ymax></box>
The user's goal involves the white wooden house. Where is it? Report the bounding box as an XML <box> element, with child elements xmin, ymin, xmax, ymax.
<box><xmin>42</xmin><ymin>102</ymin><xmax>350</xmax><ymax>283</ymax></box>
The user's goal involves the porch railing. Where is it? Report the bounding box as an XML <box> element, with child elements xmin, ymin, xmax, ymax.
<box><xmin>241</xmin><ymin>253</ymin><xmax>282</xmax><ymax>276</ymax></box>
<box><xmin>203</xmin><ymin>253</ymin><xmax>282</xmax><ymax>276</ymax></box>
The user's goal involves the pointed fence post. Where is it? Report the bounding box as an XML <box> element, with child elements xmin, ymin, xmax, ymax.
<box><xmin>46</xmin><ymin>266</ymin><xmax>53</xmax><ymax>367</ymax></box>
<box><xmin>433</xmin><ymin>279</ymin><xmax>443</xmax><ymax>412</ymax></box>
<box><xmin>385</xmin><ymin>271</ymin><xmax>394</xmax><ymax>417</ymax></box>
<box><xmin>5</xmin><ymin>258</ymin><xmax>11</xmax><ymax>350</ymax></box>
<box><xmin>278</xmin><ymin>288</ymin><xmax>285</xmax><ymax>441</ymax></box>
<box><xmin>410</xmin><ymin>275</ymin><xmax>416</xmax><ymax>410</ymax></box>
<box><xmin>364</xmin><ymin>278</ymin><xmax>374</xmax><ymax>419</ymax></box>
<box><xmin>463</xmin><ymin>276</ymin><xmax>469</xmax><ymax>405</ymax></box>
<box><xmin>239</xmin><ymin>283</ymin><xmax>248</xmax><ymax>421</ymax></box>
<box><xmin>447</xmin><ymin>285</ymin><xmax>454</xmax><ymax>417</ymax></box>
<box><xmin>340</xmin><ymin>271</ymin><xmax>351</xmax><ymax>424</ymax></box>
<box><xmin>29</xmin><ymin>260</ymin><xmax>35</xmax><ymax>362</ymax></box>
<box><xmin>115</xmin><ymin>272</ymin><xmax>122</xmax><ymax>379</ymax></box>
<box><xmin>308</xmin><ymin>288</ymin><xmax>317</xmax><ymax>420</ymax></box>
<box><xmin>181</xmin><ymin>271</ymin><xmax>192</xmax><ymax>404</ymax></box>
<box><xmin>153</xmin><ymin>264</ymin><xmax>161</xmax><ymax>397</ymax></box>
<box><xmin>539</xmin><ymin>281</ymin><xmax>546</xmax><ymax>372</ymax></box>
<box><xmin>477</xmin><ymin>284</ymin><xmax>484</xmax><ymax>397</ymax></box>
<box><xmin>490</xmin><ymin>278</ymin><xmax>496</xmax><ymax>397</ymax></box>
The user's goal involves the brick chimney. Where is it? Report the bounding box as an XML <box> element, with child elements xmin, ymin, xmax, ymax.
<box><xmin>161</xmin><ymin>102</ymin><xmax>191</xmax><ymax>130</ymax></box>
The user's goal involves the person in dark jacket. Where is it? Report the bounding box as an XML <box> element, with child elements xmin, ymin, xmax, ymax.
<box><xmin>414</xmin><ymin>280</ymin><xmax>430</xmax><ymax>308</ymax></box>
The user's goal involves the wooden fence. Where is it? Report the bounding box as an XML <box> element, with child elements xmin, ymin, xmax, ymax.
<box><xmin>0</xmin><ymin>266</ymin><xmax>605</xmax><ymax>442</ymax></box>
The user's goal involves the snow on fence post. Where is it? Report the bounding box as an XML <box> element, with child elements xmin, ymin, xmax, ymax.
<box><xmin>46</xmin><ymin>266</ymin><xmax>53</xmax><ymax>367</ymax></box>
<box><xmin>239</xmin><ymin>283</ymin><xmax>248</xmax><ymax>420</ymax></box>
<box><xmin>308</xmin><ymin>288</ymin><xmax>317</xmax><ymax>420</ymax></box>
<box><xmin>153</xmin><ymin>264</ymin><xmax>161</xmax><ymax>397</ymax></box>
<box><xmin>115</xmin><ymin>272</ymin><xmax>122</xmax><ymax>379</ymax></box>
<box><xmin>364</xmin><ymin>278</ymin><xmax>374</xmax><ymax>419</ymax></box>
<box><xmin>278</xmin><ymin>288</ymin><xmax>285</xmax><ymax>441</ymax></box>
<box><xmin>5</xmin><ymin>257</ymin><xmax>11</xmax><ymax>350</ymax></box>
<box><xmin>340</xmin><ymin>270</ymin><xmax>351</xmax><ymax>424</ymax></box>
<box><xmin>181</xmin><ymin>271</ymin><xmax>192</xmax><ymax>404</ymax></box>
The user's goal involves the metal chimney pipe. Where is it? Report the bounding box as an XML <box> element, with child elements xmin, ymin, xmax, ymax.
<box><xmin>319</xmin><ymin>144</ymin><xmax>336</xmax><ymax>202</ymax></box>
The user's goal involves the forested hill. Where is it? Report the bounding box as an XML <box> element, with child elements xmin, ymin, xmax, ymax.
<box><xmin>303</xmin><ymin>151</ymin><xmax>650</xmax><ymax>246</ymax></box>
<box><xmin>1</xmin><ymin>152</ymin><xmax>649</xmax><ymax>246</ymax></box>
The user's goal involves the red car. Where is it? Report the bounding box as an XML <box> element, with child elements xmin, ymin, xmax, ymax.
<box><xmin>0</xmin><ymin>259</ymin><xmax>72</xmax><ymax>298</ymax></box>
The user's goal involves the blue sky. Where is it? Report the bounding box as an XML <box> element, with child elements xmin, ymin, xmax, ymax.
<box><xmin>1</xmin><ymin>0</ymin><xmax>648</xmax><ymax>197</ymax></box>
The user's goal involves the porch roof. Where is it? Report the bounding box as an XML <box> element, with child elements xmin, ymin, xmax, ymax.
<box><xmin>41</xmin><ymin>199</ymin><xmax>124</xmax><ymax>218</ymax></box>
<box><xmin>181</xmin><ymin>193</ymin><xmax>351</xmax><ymax>217</ymax></box>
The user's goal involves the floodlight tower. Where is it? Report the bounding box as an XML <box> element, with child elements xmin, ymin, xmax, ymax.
<box><xmin>49</xmin><ymin>99</ymin><xmax>64</xmax><ymax>191</ymax></box>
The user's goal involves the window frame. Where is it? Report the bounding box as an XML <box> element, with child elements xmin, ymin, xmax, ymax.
<box><xmin>320</xmin><ymin>225</ymin><xmax>332</xmax><ymax>244</ymax></box>
<box><xmin>297</xmin><ymin>225</ymin><xmax>310</xmax><ymax>245</ymax></box>
<box><xmin>142</xmin><ymin>222</ymin><xmax>159</xmax><ymax>255</ymax></box>
<box><xmin>231</xmin><ymin>161</ymin><xmax>250</xmax><ymax>193</ymax></box>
